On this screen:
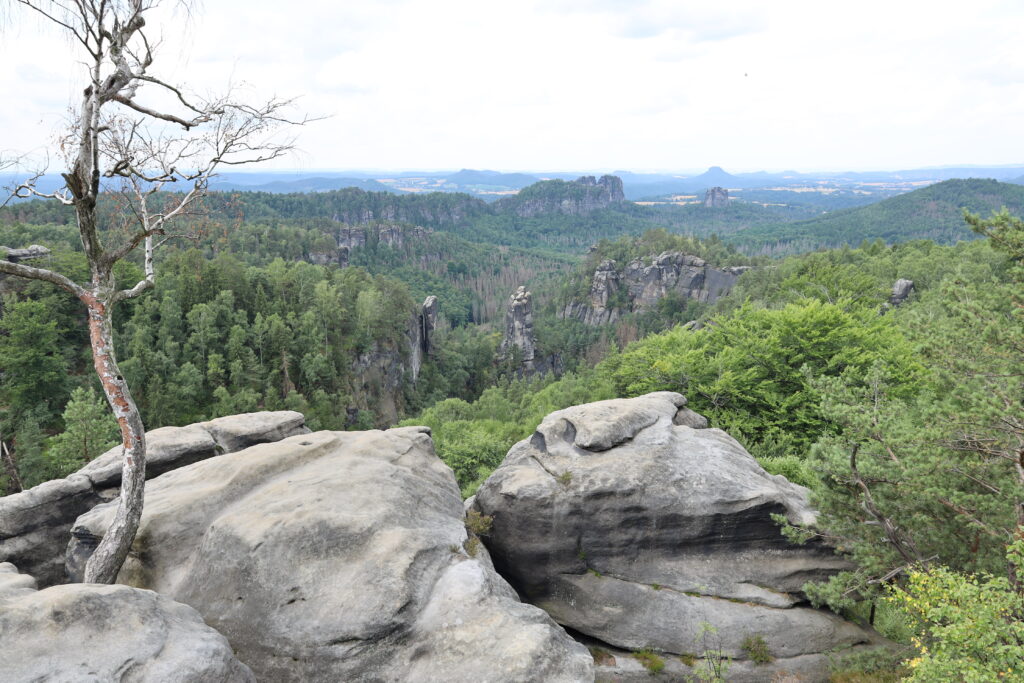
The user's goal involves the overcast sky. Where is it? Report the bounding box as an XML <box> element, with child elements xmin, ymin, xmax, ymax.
<box><xmin>2</xmin><ymin>0</ymin><xmax>1023</xmax><ymax>173</ymax></box>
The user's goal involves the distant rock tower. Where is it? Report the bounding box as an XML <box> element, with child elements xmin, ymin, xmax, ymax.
<box><xmin>703</xmin><ymin>187</ymin><xmax>729</xmax><ymax>208</ymax></box>
<box><xmin>500</xmin><ymin>286</ymin><xmax>539</xmax><ymax>374</ymax></box>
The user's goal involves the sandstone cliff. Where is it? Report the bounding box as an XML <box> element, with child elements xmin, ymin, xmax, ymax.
<box><xmin>561</xmin><ymin>251</ymin><xmax>750</xmax><ymax>325</ymax></box>
<box><xmin>307</xmin><ymin>221</ymin><xmax>432</xmax><ymax>266</ymax></box>
<box><xmin>348</xmin><ymin>295</ymin><xmax>439</xmax><ymax>424</ymax></box>
<box><xmin>494</xmin><ymin>175</ymin><xmax>625</xmax><ymax>217</ymax></box>
<box><xmin>703</xmin><ymin>186</ymin><xmax>729</xmax><ymax>207</ymax></box>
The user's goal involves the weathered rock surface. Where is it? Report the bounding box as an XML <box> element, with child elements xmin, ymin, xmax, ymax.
<box><xmin>500</xmin><ymin>285</ymin><xmax>539</xmax><ymax>371</ymax></box>
<box><xmin>0</xmin><ymin>244</ymin><xmax>52</xmax><ymax>262</ymax></box>
<box><xmin>562</xmin><ymin>252</ymin><xmax>750</xmax><ymax>325</ymax></box>
<box><xmin>0</xmin><ymin>411</ymin><xmax>307</xmax><ymax>587</ymax></box>
<box><xmin>588</xmin><ymin>638</ymin><xmax>876</xmax><ymax>683</ymax></box>
<box><xmin>473</xmin><ymin>392</ymin><xmax>883</xmax><ymax>675</ymax></box>
<box><xmin>889</xmin><ymin>278</ymin><xmax>914</xmax><ymax>306</ymax></box>
<box><xmin>326</xmin><ymin>221</ymin><xmax>433</xmax><ymax>266</ymax></box>
<box><xmin>703</xmin><ymin>186</ymin><xmax>729</xmax><ymax>207</ymax></box>
<box><xmin>496</xmin><ymin>175</ymin><xmax>626</xmax><ymax>217</ymax></box>
<box><xmin>0</xmin><ymin>562</ymin><xmax>254</xmax><ymax>682</ymax></box>
<box><xmin>68</xmin><ymin>428</ymin><xmax>593</xmax><ymax>682</ymax></box>
<box><xmin>347</xmin><ymin>294</ymin><xmax>440</xmax><ymax>425</ymax></box>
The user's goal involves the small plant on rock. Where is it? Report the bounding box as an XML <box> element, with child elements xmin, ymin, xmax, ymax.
<box><xmin>558</xmin><ymin>470</ymin><xmax>572</xmax><ymax>486</ymax></box>
<box><xmin>465</xmin><ymin>509</ymin><xmax>493</xmax><ymax>536</ymax></box>
<box><xmin>740</xmin><ymin>634</ymin><xmax>773</xmax><ymax>664</ymax></box>
<box><xmin>634</xmin><ymin>648</ymin><xmax>665</xmax><ymax>674</ymax></box>
<box><xmin>693</xmin><ymin>622</ymin><xmax>730</xmax><ymax>681</ymax></box>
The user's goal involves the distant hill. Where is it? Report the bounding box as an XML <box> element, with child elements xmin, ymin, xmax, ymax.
<box><xmin>494</xmin><ymin>175</ymin><xmax>625</xmax><ymax>217</ymax></box>
<box><xmin>732</xmin><ymin>178</ymin><xmax>1024</xmax><ymax>251</ymax></box>
<box><xmin>443</xmin><ymin>169</ymin><xmax>539</xmax><ymax>189</ymax></box>
<box><xmin>208</xmin><ymin>177</ymin><xmax>400</xmax><ymax>194</ymax></box>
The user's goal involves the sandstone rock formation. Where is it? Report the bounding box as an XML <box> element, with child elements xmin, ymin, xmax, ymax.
<box><xmin>0</xmin><ymin>244</ymin><xmax>51</xmax><ymax>262</ymax></box>
<box><xmin>314</xmin><ymin>188</ymin><xmax>489</xmax><ymax>231</ymax></box>
<box><xmin>500</xmin><ymin>285</ymin><xmax>540</xmax><ymax>373</ymax></box>
<box><xmin>0</xmin><ymin>562</ymin><xmax>254</xmax><ymax>682</ymax></box>
<box><xmin>348</xmin><ymin>295</ymin><xmax>440</xmax><ymax>425</ymax></box>
<box><xmin>562</xmin><ymin>252</ymin><xmax>750</xmax><ymax>325</ymax></box>
<box><xmin>495</xmin><ymin>175</ymin><xmax>626</xmax><ymax>217</ymax></box>
<box><xmin>0</xmin><ymin>411</ymin><xmax>307</xmax><ymax>587</ymax></box>
<box><xmin>703</xmin><ymin>186</ymin><xmax>729</xmax><ymax>208</ymax></box>
<box><xmin>889</xmin><ymin>278</ymin><xmax>914</xmax><ymax>306</ymax></box>
<box><xmin>472</xmin><ymin>392</ymin><xmax>885</xmax><ymax>679</ymax></box>
<box><xmin>68</xmin><ymin>428</ymin><xmax>594</xmax><ymax>682</ymax></box>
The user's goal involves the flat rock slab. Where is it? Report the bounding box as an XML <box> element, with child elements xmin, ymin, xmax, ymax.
<box><xmin>69</xmin><ymin>428</ymin><xmax>593</xmax><ymax>682</ymax></box>
<box><xmin>0</xmin><ymin>411</ymin><xmax>307</xmax><ymax>587</ymax></box>
<box><xmin>473</xmin><ymin>392</ymin><xmax>882</xmax><ymax>666</ymax></box>
<box><xmin>0</xmin><ymin>562</ymin><xmax>254</xmax><ymax>682</ymax></box>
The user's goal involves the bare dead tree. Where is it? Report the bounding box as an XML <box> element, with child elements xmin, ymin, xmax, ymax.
<box><xmin>0</xmin><ymin>0</ymin><xmax>307</xmax><ymax>583</ymax></box>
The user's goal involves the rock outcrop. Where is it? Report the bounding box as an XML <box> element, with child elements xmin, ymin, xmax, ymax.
<box><xmin>889</xmin><ymin>278</ymin><xmax>914</xmax><ymax>306</ymax></box>
<box><xmin>703</xmin><ymin>186</ymin><xmax>729</xmax><ymax>207</ymax></box>
<box><xmin>315</xmin><ymin>188</ymin><xmax>489</xmax><ymax>230</ymax></box>
<box><xmin>348</xmin><ymin>296</ymin><xmax>440</xmax><ymax>425</ymax></box>
<box><xmin>0</xmin><ymin>562</ymin><xmax>254</xmax><ymax>682</ymax></box>
<box><xmin>562</xmin><ymin>252</ymin><xmax>750</xmax><ymax>325</ymax></box>
<box><xmin>307</xmin><ymin>221</ymin><xmax>433</xmax><ymax>266</ymax></box>
<box><xmin>0</xmin><ymin>244</ymin><xmax>51</xmax><ymax>262</ymax></box>
<box><xmin>499</xmin><ymin>286</ymin><xmax>538</xmax><ymax>373</ymax></box>
<box><xmin>0</xmin><ymin>411</ymin><xmax>307</xmax><ymax>587</ymax></box>
<box><xmin>495</xmin><ymin>175</ymin><xmax>626</xmax><ymax>217</ymax></box>
<box><xmin>68</xmin><ymin>428</ymin><xmax>593</xmax><ymax>682</ymax></box>
<box><xmin>472</xmin><ymin>392</ymin><xmax>885</xmax><ymax>679</ymax></box>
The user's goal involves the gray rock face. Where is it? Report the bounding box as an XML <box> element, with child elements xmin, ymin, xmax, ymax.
<box><xmin>1</xmin><ymin>244</ymin><xmax>52</xmax><ymax>262</ymax></box>
<box><xmin>309</xmin><ymin>222</ymin><xmax>432</xmax><ymax>266</ymax></box>
<box><xmin>0</xmin><ymin>411</ymin><xmax>307</xmax><ymax>587</ymax></box>
<box><xmin>68</xmin><ymin>428</ymin><xmax>593</xmax><ymax>682</ymax></box>
<box><xmin>500</xmin><ymin>285</ymin><xmax>540</xmax><ymax>373</ymax></box>
<box><xmin>409</xmin><ymin>294</ymin><xmax>440</xmax><ymax>381</ymax></box>
<box><xmin>703</xmin><ymin>186</ymin><xmax>729</xmax><ymax>207</ymax></box>
<box><xmin>348</xmin><ymin>294</ymin><xmax>440</xmax><ymax>425</ymax></box>
<box><xmin>889</xmin><ymin>278</ymin><xmax>915</xmax><ymax>306</ymax></box>
<box><xmin>562</xmin><ymin>252</ymin><xmax>749</xmax><ymax>325</ymax></box>
<box><xmin>473</xmin><ymin>392</ymin><xmax>881</xmax><ymax>671</ymax></box>
<box><xmin>0</xmin><ymin>562</ymin><xmax>254</xmax><ymax>682</ymax></box>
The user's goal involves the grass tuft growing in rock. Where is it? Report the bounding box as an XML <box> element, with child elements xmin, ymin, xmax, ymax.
<box><xmin>465</xmin><ymin>509</ymin><xmax>493</xmax><ymax>536</ymax></box>
<box><xmin>634</xmin><ymin>648</ymin><xmax>665</xmax><ymax>674</ymax></box>
<box><xmin>589</xmin><ymin>647</ymin><xmax>616</xmax><ymax>666</ymax></box>
<box><xmin>740</xmin><ymin>634</ymin><xmax>773</xmax><ymax>664</ymax></box>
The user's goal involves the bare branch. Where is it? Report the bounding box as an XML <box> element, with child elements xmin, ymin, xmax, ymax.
<box><xmin>0</xmin><ymin>258</ymin><xmax>84</xmax><ymax>297</ymax></box>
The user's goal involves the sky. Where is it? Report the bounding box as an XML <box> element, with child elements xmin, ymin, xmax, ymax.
<box><xmin>1</xmin><ymin>0</ymin><xmax>1023</xmax><ymax>174</ymax></box>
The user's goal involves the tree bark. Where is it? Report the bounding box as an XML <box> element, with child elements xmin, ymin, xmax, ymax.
<box><xmin>1</xmin><ymin>439</ymin><xmax>24</xmax><ymax>494</ymax></box>
<box><xmin>80</xmin><ymin>291</ymin><xmax>147</xmax><ymax>584</ymax></box>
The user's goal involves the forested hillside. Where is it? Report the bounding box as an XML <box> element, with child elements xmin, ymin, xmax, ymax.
<box><xmin>732</xmin><ymin>178</ymin><xmax>1024</xmax><ymax>253</ymax></box>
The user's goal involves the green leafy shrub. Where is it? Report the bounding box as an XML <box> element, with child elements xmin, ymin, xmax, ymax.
<box><xmin>888</xmin><ymin>541</ymin><xmax>1024</xmax><ymax>682</ymax></box>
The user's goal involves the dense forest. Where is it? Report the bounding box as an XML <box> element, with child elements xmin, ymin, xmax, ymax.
<box><xmin>2</xmin><ymin>175</ymin><xmax>1024</xmax><ymax>679</ymax></box>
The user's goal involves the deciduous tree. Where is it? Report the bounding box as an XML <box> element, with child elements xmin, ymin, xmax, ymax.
<box><xmin>0</xmin><ymin>0</ymin><xmax>304</xmax><ymax>583</ymax></box>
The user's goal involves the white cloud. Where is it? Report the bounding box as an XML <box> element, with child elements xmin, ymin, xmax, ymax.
<box><xmin>1</xmin><ymin>0</ymin><xmax>1022</xmax><ymax>172</ymax></box>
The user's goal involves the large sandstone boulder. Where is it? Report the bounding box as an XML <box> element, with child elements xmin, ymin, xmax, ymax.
<box><xmin>68</xmin><ymin>427</ymin><xmax>593</xmax><ymax>682</ymax></box>
<box><xmin>0</xmin><ymin>562</ymin><xmax>253</xmax><ymax>682</ymax></box>
<box><xmin>0</xmin><ymin>411</ymin><xmax>307</xmax><ymax>587</ymax></box>
<box><xmin>473</xmin><ymin>392</ymin><xmax>885</xmax><ymax>680</ymax></box>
